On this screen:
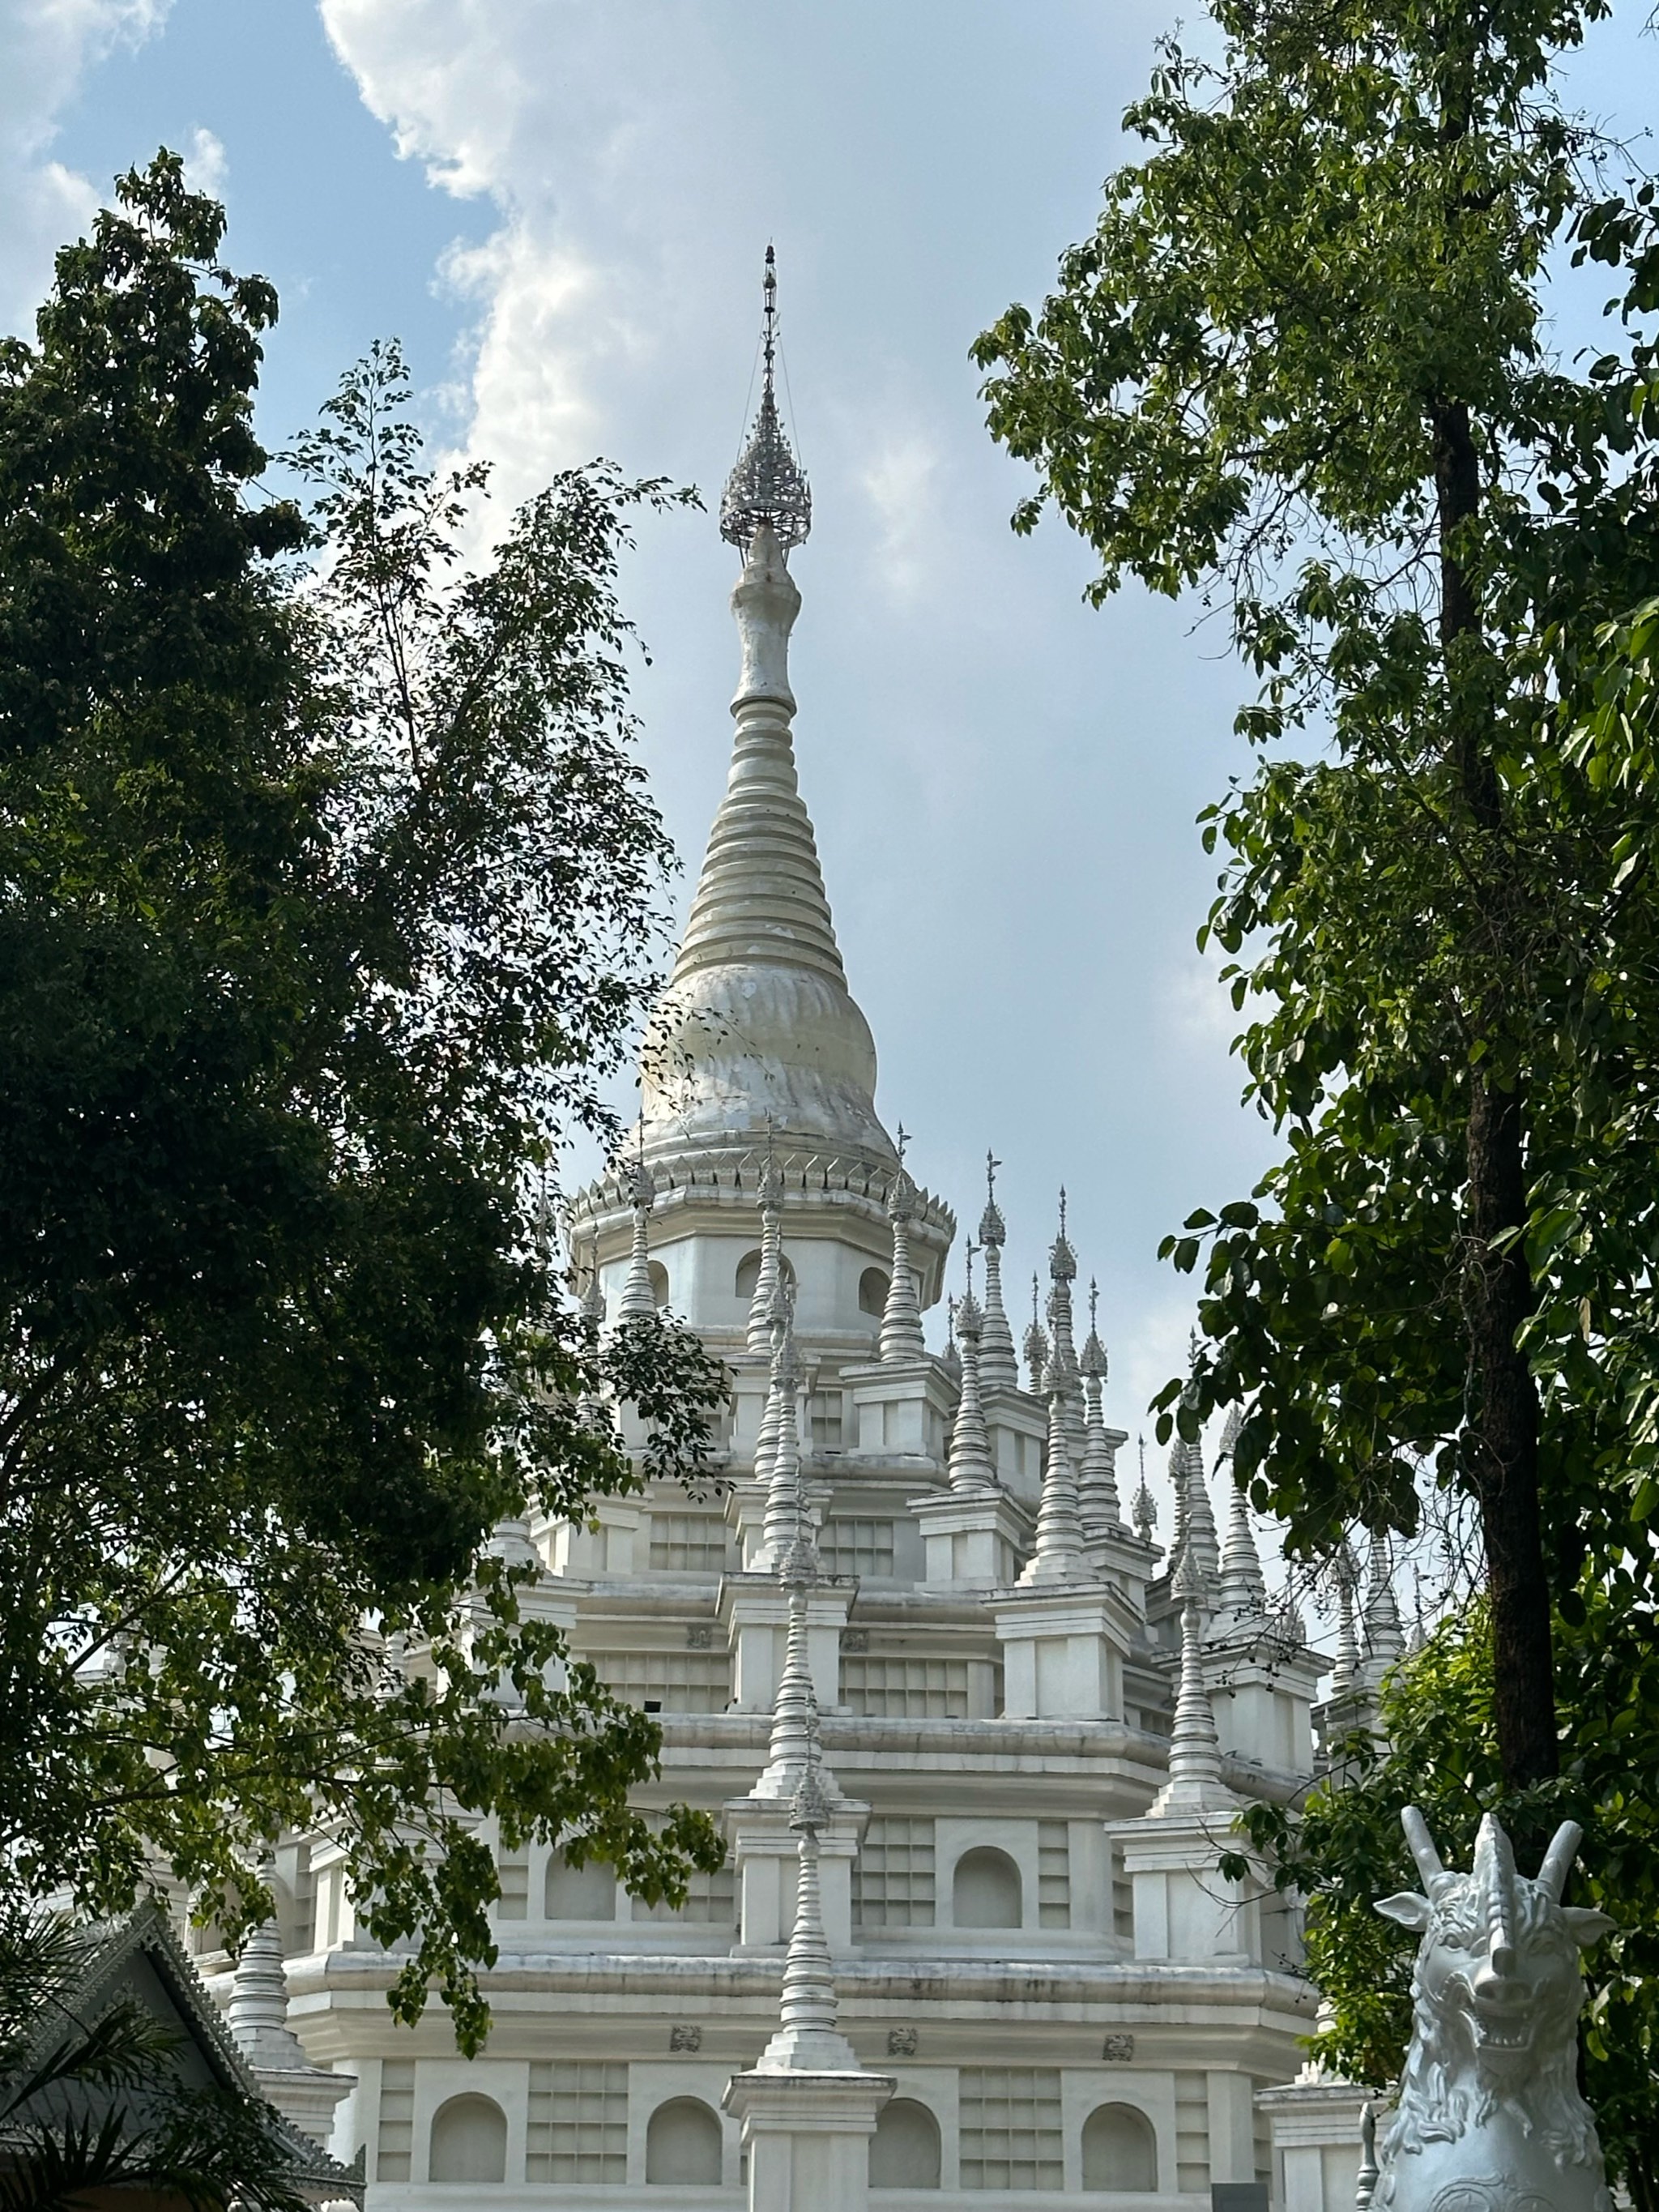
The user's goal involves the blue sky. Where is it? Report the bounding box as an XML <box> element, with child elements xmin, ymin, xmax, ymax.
<box><xmin>5</xmin><ymin>0</ymin><xmax>1653</xmax><ymax>1553</ymax></box>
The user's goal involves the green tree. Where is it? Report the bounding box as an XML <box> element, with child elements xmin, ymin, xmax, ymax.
<box><xmin>973</xmin><ymin>0</ymin><xmax>1659</xmax><ymax>1798</ymax></box>
<box><xmin>0</xmin><ymin>155</ymin><xmax>727</xmax><ymax>2050</ymax></box>
<box><xmin>1229</xmin><ymin>1595</ymin><xmax>1659</xmax><ymax>2204</ymax></box>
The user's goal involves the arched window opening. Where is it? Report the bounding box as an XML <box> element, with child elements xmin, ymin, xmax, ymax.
<box><xmin>1081</xmin><ymin>2102</ymin><xmax>1158</xmax><ymax>2192</ymax></box>
<box><xmin>859</xmin><ymin>1266</ymin><xmax>889</xmax><ymax>1317</ymax></box>
<box><xmin>645</xmin><ymin>2097</ymin><xmax>722</xmax><ymax>2186</ymax></box>
<box><xmin>544</xmin><ymin>1849</ymin><xmax>615</xmax><ymax>1920</ymax></box>
<box><xmin>952</xmin><ymin>1845</ymin><xmax>1022</xmax><ymax>1929</ymax></box>
<box><xmin>647</xmin><ymin>1260</ymin><xmax>670</xmax><ymax>1308</ymax></box>
<box><xmin>870</xmin><ymin>2098</ymin><xmax>941</xmax><ymax>2189</ymax></box>
<box><xmin>735</xmin><ymin>1250</ymin><xmax>795</xmax><ymax>1303</ymax></box>
<box><xmin>428</xmin><ymin>2095</ymin><xmax>507</xmax><ymax>2184</ymax></box>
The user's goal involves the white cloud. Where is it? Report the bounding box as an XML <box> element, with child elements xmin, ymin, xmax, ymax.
<box><xmin>859</xmin><ymin>427</ymin><xmax>944</xmax><ymax>603</ymax></box>
<box><xmin>185</xmin><ymin>123</ymin><xmax>226</xmax><ymax>197</ymax></box>
<box><xmin>437</xmin><ymin>225</ymin><xmax>616</xmax><ymax>495</ymax></box>
<box><xmin>320</xmin><ymin>0</ymin><xmax>842</xmax><ymax>558</ymax></box>
<box><xmin>0</xmin><ymin>0</ymin><xmax>172</xmax><ymax>335</ymax></box>
<box><xmin>319</xmin><ymin>0</ymin><xmax>532</xmax><ymax>199</ymax></box>
<box><xmin>1162</xmin><ymin>939</ymin><xmax>1242</xmax><ymax>1056</ymax></box>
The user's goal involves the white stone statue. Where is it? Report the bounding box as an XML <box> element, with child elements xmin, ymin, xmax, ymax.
<box><xmin>1362</xmin><ymin>1806</ymin><xmax>1614</xmax><ymax>2212</ymax></box>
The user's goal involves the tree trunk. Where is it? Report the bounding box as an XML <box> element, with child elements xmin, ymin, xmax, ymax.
<box><xmin>1432</xmin><ymin>396</ymin><xmax>1559</xmax><ymax>1794</ymax></box>
<box><xmin>1464</xmin><ymin>1070</ymin><xmax>1557</xmax><ymax>1788</ymax></box>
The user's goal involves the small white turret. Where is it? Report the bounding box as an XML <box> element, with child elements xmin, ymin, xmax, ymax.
<box><xmin>1169</xmin><ymin>1343</ymin><xmax>1222</xmax><ymax>1592</ymax></box>
<box><xmin>1151</xmin><ymin>1547</ymin><xmax>1235</xmax><ymax>1817</ymax></box>
<box><xmin>229</xmin><ymin>1897</ymin><xmax>356</xmax><ymax>2147</ymax></box>
<box><xmin>1132</xmin><ymin>1434</ymin><xmax>1158</xmax><ymax>1547</ymax></box>
<box><xmin>1078</xmin><ymin>1279</ymin><xmax>1123</xmax><ymax>1532</ymax></box>
<box><xmin>746</xmin><ymin>1143</ymin><xmax>787</xmax><ymax>1352</ymax></box>
<box><xmin>751</xmin><ymin>1759</ymin><xmax>859</xmax><ymax>2073</ymax></box>
<box><xmin>878</xmin><ymin>1152</ymin><xmax>927</xmax><ymax>1363</ymax></box>
<box><xmin>1016</xmin><ymin>1356</ymin><xmax>1090</xmax><ymax>1584</ymax></box>
<box><xmin>1023</xmin><ymin>1275</ymin><xmax>1049</xmax><ymax>1397</ymax></box>
<box><xmin>1329</xmin><ymin>1544</ymin><xmax>1361</xmax><ymax>1698</ymax></box>
<box><xmin>615</xmin><ymin>1155</ymin><xmax>657</xmax><ymax>1321</ymax></box>
<box><xmin>756</xmin><ymin>1287</ymin><xmax>807</xmax><ymax>1572</ymax></box>
<box><xmin>976</xmin><ymin>1152</ymin><xmax>1020</xmax><ymax>1389</ymax></box>
<box><xmin>1363</xmin><ymin>1538</ymin><xmax>1405</xmax><ymax>1672</ymax></box>
<box><xmin>946</xmin><ymin>1255</ymin><xmax>996</xmax><ymax>1494</ymax></box>
<box><xmin>1213</xmin><ymin>1408</ymin><xmax>1268</xmax><ymax>1631</ymax></box>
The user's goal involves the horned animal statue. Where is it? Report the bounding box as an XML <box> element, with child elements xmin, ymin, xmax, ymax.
<box><xmin>1361</xmin><ymin>1807</ymin><xmax>1615</xmax><ymax>2212</ymax></box>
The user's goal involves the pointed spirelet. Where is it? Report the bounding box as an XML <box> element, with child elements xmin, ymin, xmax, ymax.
<box><xmin>757</xmin><ymin>1581</ymin><xmax>820</xmax><ymax>1799</ymax></box>
<box><xmin>720</xmin><ymin>246</ymin><xmax>812</xmax><ymax>558</ymax></box>
<box><xmin>228</xmin><ymin>1907</ymin><xmax>311</xmax><ymax>2071</ymax></box>
<box><xmin>947</xmin><ymin>1287</ymin><xmax>997</xmax><ymax>1492</ymax></box>
<box><xmin>756</xmin><ymin>1313</ymin><xmax>839</xmax><ymax>1802</ymax></box>
<box><xmin>1170</xmin><ymin>1376</ymin><xmax>1222</xmax><ymax>1591</ymax></box>
<box><xmin>942</xmin><ymin>1296</ymin><xmax>962</xmax><ymax>1378</ymax></box>
<box><xmin>1017</xmin><ymin>1356</ymin><xmax>1090</xmax><ymax>1584</ymax></box>
<box><xmin>756</xmin><ymin>1287</ymin><xmax>808</xmax><ymax>1571</ymax></box>
<box><xmin>1046</xmin><ymin>1199</ymin><xmax>1089</xmax><ymax>1471</ymax></box>
<box><xmin>1363</xmin><ymin>1538</ymin><xmax>1405</xmax><ymax>1667</ymax></box>
<box><xmin>576</xmin><ymin>1238</ymin><xmax>612</xmax><ymax>1433</ymax></box>
<box><xmin>746</xmin><ymin>1147</ymin><xmax>787</xmax><ymax>1352</ymax></box>
<box><xmin>615</xmin><ymin>1157</ymin><xmax>658</xmax><ymax>1321</ymax></box>
<box><xmin>879</xmin><ymin>1168</ymin><xmax>927</xmax><ymax>1361</ymax></box>
<box><xmin>1079</xmin><ymin>1279</ymin><xmax>1123</xmax><ymax>1533</ymax></box>
<box><xmin>751</xmin><ymin>1292</ymin><xmax>786</xmax><ymax>1494</ymax></box>
<box><xmin>1330</xmin><ymin>1544</ymin><xmax>1361</xmax><ymax>1697</ymax></box>
<box><xmin>977</xmin><ymin>1153</ymin><xmax>1020</xmax><ymax>1389</ymax></box>
<box><xmin>1150</xmin><ymin>1545</ymin><xmax>1235</xmax><ymax>1816</ymax></box>
<box><xmin>755</xmin><ymin>1748</ymin><xmax>859</xmax><ymax>2073</ymax></box>
<box><xmin>580</xmin><ymin>1239</ymin><xmax>606</xmax><ymax>1338</ymax></box>
<box><xmin>639</xmin><ymin>273</ymin><xmax>894</xmax><ymax>1172</ymax></box>
<box><xmin>1023</xmin><ymin>1274</ymin><xmax>1050</xmax><ymax>1397</ymax></box>
<box><xmin>1213</xmin><ymin>1409</ymin><xmax>1267</xmax><ymax>1629</ymax></box>
<box><xmin>1132</xmin><ymin>1435</ymin><xmax>1158</xmax><ymax>1547</ymax></box>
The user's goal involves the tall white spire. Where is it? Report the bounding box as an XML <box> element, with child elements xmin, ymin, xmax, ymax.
<box><xmin>1017</xmin><ymin>1356</ymin><xmax>1090</xmax><ymax>1584</ymax></box>
<box><xmin>1045</xmin><ymin>1194</ymin><xmax>1088</xmax><ymax>1470</ymax></box>
<box><xmin>1170</xmin><ymin>1343</ymin><xmax>1221</xmax><ymax>1590</ymax></box>
<box><xmin>879</xmin><ymin>1147</ymin><xmax>927</xmax><ymax>1363</ymax></box>
<box><xmin>754</xmin><ymin>1285</ymin><xmax>841</xmax><ymax>1804</ymax></box>
<box><xmin>1329</xmin><ymin>1544</ymin><xmax>1361</xmax><ymax>1697</ymax></box>
<box><xmin>575</xmin><ymin>1237</ymin><xmax>612</xmax><ymax>1432</ymax></box>
<box><xmin>753</xmin><ymin>1765</ymin><xmax>859</xmax><ymax>2073</ymax></box>
<box><xmin>228</xmin><ymin>1911</ymin><xmax>307</xmax><ymax>2069</ymax></box>
<box><xmin>976</xmin><ymin>1152</ymin><xmax>1019</xmax><ymax>1390</ymax></box>
<box><xmin>1132</xmin><ymin>1434</ymin><xmax>1158</xmax><ymax>1547</ymax></box>
<box><xmin>1023</xmin><ymin>1275</ymin><xmax>1049</xmax><ymax>1397</ymax></box>
<box><xmin>1150</xmin><ymin>1547</ymin><xmax>1235</xmax><ymax>1816</ymax></box>
<box><xmin>756</xmin><ymin>1288</ymin><xmax>806</xmax><ymax>1573</ymax></box>
<box><xmin>616</xmin><ymin>1155</ymin><xmax>657</xmax><ymax>1321</ymax></box>
<box><xmin>1363</xmin><ymin>1538</ymin><xmax>1405</xmax><ymax>1671</ymax></box>
<box><xmin>1213</xmin><ymin>1407</ymin><xmax>1267</xmax><ymax>1629</ymax></box>
<box><xmin>746</xmin><ymin>1137</ymin><xmax>787</xmax><ymax>1352</ymax></box>
<box><xmin>946</xmin><ymin>1252</ymin><xmax>996</xmax><ymax>1493</ymax></box>
<box><xmin>638</xmin><ymin>254</ymin><xmax>893</xmax><ymax>1176</ymax></box>
<box><xmin>1078</xmin><ymin>1279</ymin><xmax>1123</xmax><ymax>1534</ymax></box>
<box><xmin>752</xmin><ymin>1296</ymin><xmax>785</xmax><ymax>1495</ymax></box>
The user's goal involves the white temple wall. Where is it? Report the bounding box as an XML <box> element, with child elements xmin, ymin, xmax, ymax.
<box><xmin>345</xmin><ymin>2045</ymin><xmax>1281</xmax><ymax>2206</ymax></box>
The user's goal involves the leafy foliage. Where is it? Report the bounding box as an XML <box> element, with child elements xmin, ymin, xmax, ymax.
<box><xmin>1228</xmin><ymin>1597</ymin><xmax>1659</xmax><ymax>2206</ymax></box>
<box><xmin>0</xmin><ymin>155</ymin><xmax>728</xmax><ymax>2051</ymax></box>
<box><xmin>974</xmin><ymin>0</ymin><xmax>1659</xmax><ymax>1798</ymax></box>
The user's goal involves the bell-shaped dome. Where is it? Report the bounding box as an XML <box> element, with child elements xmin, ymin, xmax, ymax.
<box><xmin>638</xmin><ymin>523</ymin><xmax>895</xmax><ymax>1177</ymax></box>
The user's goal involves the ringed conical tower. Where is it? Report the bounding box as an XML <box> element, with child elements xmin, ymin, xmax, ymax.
<box><xmin>570</xmin><ymin>251</ymin><xmax>952</xmax><ymax>1347</ymax></box>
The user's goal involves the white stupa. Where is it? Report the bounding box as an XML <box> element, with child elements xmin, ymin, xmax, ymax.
<box><xmin>253</xmin><ymin>251</ymin><xmax>1375</xmax><ymax>2212</ymax></box>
